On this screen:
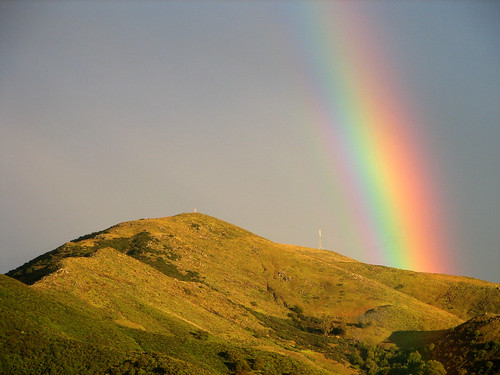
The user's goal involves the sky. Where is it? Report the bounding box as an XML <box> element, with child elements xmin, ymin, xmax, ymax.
<box><xmin>1</xmin><ymin>1</ymin><xmax>499</xmax><ymax>283</ymax></box>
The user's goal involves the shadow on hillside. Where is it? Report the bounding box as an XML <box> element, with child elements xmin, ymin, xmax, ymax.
<box><xmin>388</xmin><ymin>330</ymin><xmax>447</xmax><ymax>349</ymax></box>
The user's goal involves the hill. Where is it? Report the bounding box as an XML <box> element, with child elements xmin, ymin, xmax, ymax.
<box><xmin>3</xmin><ymin>213</ymin><xmax>500</xmax><ymax>374</ymax></box>
<box><xmin>429</xmin><ymin>313</ymin><xmax>500</xmax><ymax>374</ymax></box>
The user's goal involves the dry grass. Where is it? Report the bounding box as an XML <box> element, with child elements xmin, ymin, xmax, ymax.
<box><xmin>4</xmin><ymin>212</ymin><xmax>500</xmax><ymax>374</ymax></box>
<box><xmin>24</xmin><ymin>212</ymin><xmax>499</xmax><ymax>340</ymax></box>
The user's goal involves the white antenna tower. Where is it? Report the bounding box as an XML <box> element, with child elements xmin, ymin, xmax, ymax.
<box><xmin>318</xmin><ymin>229</ymin><xmax>323</xmax><ymax>250</ymax></box>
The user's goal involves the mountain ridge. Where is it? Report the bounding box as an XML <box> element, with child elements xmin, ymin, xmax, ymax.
<box><xmin>3</xmin><ymin>213</ymin><xmax>499</xmax><ymax>374</ymax></box>
<box><xmin>6</xmin><ymin>213</ymin><xmax>496</xmax><ymax>327</ymax></box>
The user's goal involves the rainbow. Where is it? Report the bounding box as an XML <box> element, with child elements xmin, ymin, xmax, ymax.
<box><xmin>285</xmin><ymin>3</ymin><xmax>452</xmax><ymax>273</ymax></box>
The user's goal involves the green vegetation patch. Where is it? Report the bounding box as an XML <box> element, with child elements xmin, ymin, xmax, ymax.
<box><xmin>1</xmin><ymin>274</ymin><xmax>329</xmax><ymax>375</ymax></box>
<box><xmin>107</xmin><ymin>352</ymin><xmax>217</xmax><ymax>375</ymax></box>
<box><xmin>7</xmin><ymin>230</ymin><xmax>198</xmax><ymax>284</ymax></box>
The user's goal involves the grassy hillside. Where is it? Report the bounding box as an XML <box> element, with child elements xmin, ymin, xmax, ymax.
<box><xmin>4</xmin><ymin>213</ymin><xmax>500</xmax><ymax>374</ymax></box>
<box><xmin>0</xmin><ymin>274</ymin><xmax>129</xmax><ymax>373</ymax></box>
<box><xmin>0</xmin><ymin>274</ymin><xmax>330</xmax><ymax>374</ymax></box>
<box><xmin>338</xmin><ymin>262</ymin><xmax>500</xmax><ymax>320</ymax></box>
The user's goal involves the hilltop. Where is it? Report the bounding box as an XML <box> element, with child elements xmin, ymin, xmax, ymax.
<box><xmin>3</xmin><ymin>213</ymin><xmax>500</xmax><ymax>374</ymax></box>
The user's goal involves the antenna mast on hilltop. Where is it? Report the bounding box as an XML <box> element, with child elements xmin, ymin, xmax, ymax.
<box><xmin>318</xmin><ymin>229</ymin><xmax>323</xmax><ymax>250</ymax></box>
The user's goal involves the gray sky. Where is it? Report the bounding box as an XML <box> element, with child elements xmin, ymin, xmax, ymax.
<box><xmin>1</xmin><ymin>1</ymin><xmax>499</xmax><ymax>282</ymax></box>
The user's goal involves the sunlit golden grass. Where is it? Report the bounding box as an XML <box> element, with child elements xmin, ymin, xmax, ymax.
<box><xmin>21</xmin><ymin>213</ymin><xmax>498</xmax><ymax>338</ymax></box>
<box><xmin>4</xmin><ymin>212</ymin><xmax>500</xmax><ymax>374</ymax></box>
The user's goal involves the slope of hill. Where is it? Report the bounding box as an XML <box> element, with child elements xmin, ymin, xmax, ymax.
<box><xmin>0</xmin><ymin>273</ymin><xmax>330</xmax><ymax>375</ymax></box>
<box><xmin>0</xmin><ymin>273</ymin><xmax>129</xmax><ymax>374</ymax></box>
<box><xmin>338</xmin><ymin>262</ymin><xmax>500</xmax><ymax>320</ymax></box>
<box><xmin>429</xmin><ymin>313</ymin><xmax>500</xmax><ymax>374</ymax></box>
<box><xmin>4</xmin><ymin>213</ymin><xmax>500</xmax><ymax>374</ymax></box>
